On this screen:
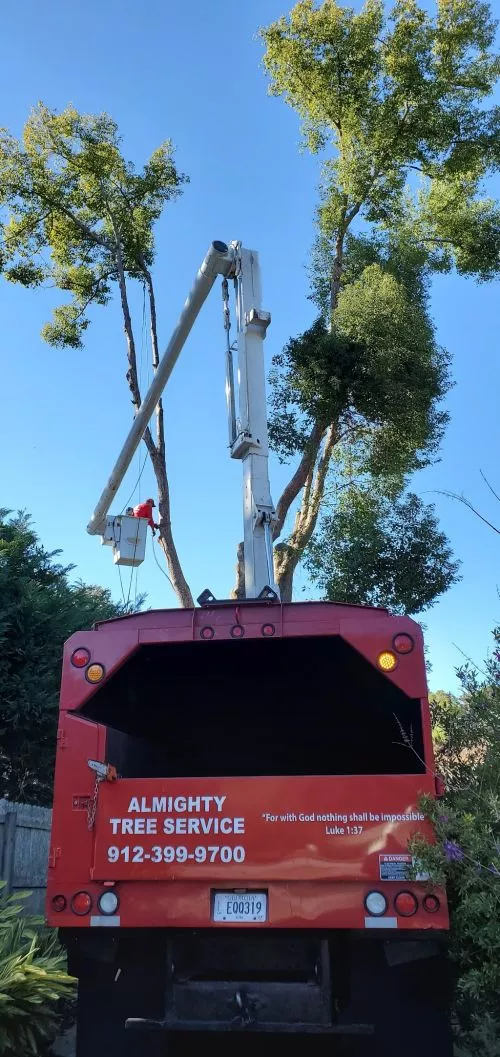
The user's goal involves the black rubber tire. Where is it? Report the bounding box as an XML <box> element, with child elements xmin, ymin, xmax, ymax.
<box><xmin>72</xmin><ymin>939</ymin><xmax>167</xmax><ymax>1057</ymax></box>
<box><xmin>342</xmin><ymin>938</ymin><xmax>454</xmax><ymax>1057</ymax></box>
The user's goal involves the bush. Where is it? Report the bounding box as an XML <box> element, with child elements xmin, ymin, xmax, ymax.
<box><xmin>411</xmin><ymin>629</ymin><xmax>500</xmax><ymax>1056</ymax></box>
<box><xmin>0</xmin><ymin>884</ymin><xmax>75</xmax><ymax>1056</ymax></box>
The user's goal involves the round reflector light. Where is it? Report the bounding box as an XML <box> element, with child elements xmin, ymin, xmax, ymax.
<box><xmin>262</xmin><ymin>623</ymin><xmax>275</xmax><ymax>637</ymax></box>
<box><xmin>51</xmin><ymin>894</ymin><xmax>67</xmax><ymax>913</ymax></box>
<box><xmin>394</xmin><ymin>891</ymin><xmax>418</xmax><ymax>917</ymax></box>
<box><xmin>423</xmin><ymin>894</ymin><xmax>440</xmax><ymax>914</ymax></box>
<box><xmin>97</xmin><ymin>891</ymin><xmax>119</xmax><ymax>915</ymax></box>
<box><xmin>377</xmin><ymin>651</ymin><xmax>398</xmax><ymax>672</ymax></box>
<box><xmin>85</xmin><ymin>663</ymin><xmax>105</xmax><ymax>684</ymax></box>
<box><xmin>200</xmin><ymin>626</ymin><xmax>214</xmax><ymax>640</ymax></box>
<box><xmin>71</xmin><ymin>648</ymin><xmax>90</xmax><ymax>668</ymax></box>
<box><xmin>71</xmin><ymin>891</ymin><xmax>92</xmax><ymax>916</ymax></box>
<box><xmin>393</xmin><ymin>633</ymin><xmax>414</xmax><ymax>655</ymax></box>
<box><xmin>365</xmin><ymin>891</ymin><xmax>388</xmax><ymax>916</ymax></box>
<box><xmin>230</xmin><ymin>624</ymin><xmax>245</xmax><ymax>638</ymax></box>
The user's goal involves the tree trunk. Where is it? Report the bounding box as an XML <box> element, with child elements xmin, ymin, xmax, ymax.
<box><xmin>274</xmin><ymin>425</ymin><xmax>337</xmax><ymax>599</ymax></box>
<box><xmin>230</xmin><ymin>541</ymin><xmax>246</xmax><ymax>599</ymax></box>
<box><xmin>330</xmin><ymin>230</ymin><xmax>345</xmax><ymax>316</ymax></box>
<box><xmin>113</xmin><ymin>243</ymin><xmax>158</xmax><ymax>462</ymax></box>
<box><xmin>269</xmin><ymin>213</ymin><xmax>349</xmax><ymax>601</ymax></box>
<box><xmin>273</xmin><ymin>420</ymin><xmax>326</xmax><ymax>542</ymax></box>
<box><xmin>113</xmin><ymin>235</ymin><xmax>193</xmax><ymax>608</ymax></box>
<box><xmin>141</xmin><ymin>262</ymin><xmax>194</xmax><ymax>607</ymax></box>
<box><xmin>274</xmin><ymin>546</ymin><xmax>294</xmax><ymax>603</ymax></box>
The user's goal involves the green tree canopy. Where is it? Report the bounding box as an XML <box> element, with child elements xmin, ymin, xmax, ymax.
<box><xmin>261</xmin><ymin>0</ymin><xmax>500</xmax><ymax>601</ymax></box>
<box><xmin>0</xmin><ymin>105</ymin><xmax>193</xmax><ymax>607</ymax></box>
<box><xmin>0</xmin><ymin>509</ymin><xmax>134</xmax><ymax>804</ymax></box>
<box><xmin>305</xmin><ymin>490</ymin><xmax>459</xmax><ymax>613</ymax></box>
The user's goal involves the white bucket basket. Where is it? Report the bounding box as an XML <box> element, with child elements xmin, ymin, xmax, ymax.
<box><xmin>101</xmin><ymin>515</ymin><xmax>147</xmax><ymax>567</ymax></box>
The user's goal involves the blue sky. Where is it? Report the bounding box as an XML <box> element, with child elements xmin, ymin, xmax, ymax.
<box><xmin>1</xmin><ymin>0</ymin><xmax>499</xmax><ymax>692</ymax></box>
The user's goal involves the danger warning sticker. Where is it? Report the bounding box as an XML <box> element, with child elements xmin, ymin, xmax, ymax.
<box><xmin>379</xmin><ymin>854</ymin><xmax>412</xmax><ymax>881</ymax></box>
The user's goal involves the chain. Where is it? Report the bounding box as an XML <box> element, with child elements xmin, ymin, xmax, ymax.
<box><xmin>87</xmin><ymin>775</ymin><xmax>102</xmax><ymax>831</ymax></box>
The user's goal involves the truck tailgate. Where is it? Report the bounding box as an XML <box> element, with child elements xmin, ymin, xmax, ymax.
<box><xmin>91</xmin><ymin>774</ymin><xmax>434</xmax><ymax>882</ymax></box>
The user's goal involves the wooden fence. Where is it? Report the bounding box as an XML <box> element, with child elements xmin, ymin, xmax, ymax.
<box><xmin>0</xmin><ymin>799</ymin><xmax>52</xmax><ymax>915</ymax></box>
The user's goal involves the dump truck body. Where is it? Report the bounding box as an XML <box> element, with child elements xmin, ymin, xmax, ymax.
<box><xmin>47</xmin><ymin>601</ymin><xmax>452</xmax><ymax>1055</ymax></box>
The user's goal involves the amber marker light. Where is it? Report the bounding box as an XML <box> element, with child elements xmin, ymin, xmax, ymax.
<box><xmin>377</xmin><ymin>651</ymin><xmax>398</xmax><ymax>672</ymax></box>
<box><xmin>85</xmin><ymin>663</ymin><xmax>105</xmax><ymax>684</ymax></box>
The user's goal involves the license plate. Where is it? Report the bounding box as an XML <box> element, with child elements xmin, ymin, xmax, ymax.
<box><xmin>212</xmin><ymin>891</ymin><xmax>267</xmax><ymax>923</ymax></box>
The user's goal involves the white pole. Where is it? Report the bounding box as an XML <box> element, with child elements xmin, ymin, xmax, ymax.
<box><xmin>87</xmin><ymin>241</ymin><xmax>233</xmax><ymax>535</ymax></box>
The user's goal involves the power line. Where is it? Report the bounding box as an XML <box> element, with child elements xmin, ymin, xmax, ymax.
<box><xmin>120</xmin><ymin>453</ymin><xmax>149</xmax><ymax>514</ymax></box>
<box><xmin>117</xmin><ymin>561</ymin><xmax>126</xmax><ymax>608</ymax></box>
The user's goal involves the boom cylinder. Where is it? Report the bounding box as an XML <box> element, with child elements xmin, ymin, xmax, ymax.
<box><xmin>87</xmin><ymin>241</ymin><xmax>233</xmax><ymax>536</ymax></box>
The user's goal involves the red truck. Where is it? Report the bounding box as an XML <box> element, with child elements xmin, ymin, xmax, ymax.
<box><xmin>48</xmin><ymin>241</ymin><xmax>453</xmax><ymax>1052</ymax></box>
<box><xmin>47</xmin><ymin>599</ymin><xmax>452</xmax><ymax>1055</ymax></box>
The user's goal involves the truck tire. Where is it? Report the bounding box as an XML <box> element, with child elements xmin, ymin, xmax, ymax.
<box><xmin>344</xmin><ymin>937</ymin><xmax>453</xmax><ymax>1057</ymax></box>
<box><xmin>70</xmin><ymin>931</ymin><xmax>167</xmax><ymax>1057</ymax></box>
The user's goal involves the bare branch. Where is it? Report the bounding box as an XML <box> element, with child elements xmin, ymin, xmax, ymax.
<box><xmin>436</xmin><ymin>489</ymin><xmax>500</xmax><ymax>535</ymax></box>
<box><xmin>480</xmin><ymin>469</ymin><xmax>500</xmax><ymax>506</ymax></box>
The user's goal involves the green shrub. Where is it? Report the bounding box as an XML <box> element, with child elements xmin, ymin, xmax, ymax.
<box><xmin>411</xmin><ymin>629</ymin><xmax>500</xmax><ymax>1056</ymax></box>
<box><xmin>0</xmin><ymin>884</ymin><xmax>75</xmax><ymax>1056</ymax></box>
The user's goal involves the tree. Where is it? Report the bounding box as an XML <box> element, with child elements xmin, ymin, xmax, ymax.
<box><xmin>0</xmin><ymin>509</ymin><xmax>132</xmax><ymax>804</ymax></box>
<box><xmin>259</xmin><ymin>0</ymin><xmax>500</xmax><ymax>600</ymax></box>
<box><xmin>0</xmin><ymin>105</ymin><xmax>192</xmax><ymax>606</ymax></box>
<box><xmin>306</xmin><ymin>490</ymin><xmax>460</xmax><ymax>613</ymax></box>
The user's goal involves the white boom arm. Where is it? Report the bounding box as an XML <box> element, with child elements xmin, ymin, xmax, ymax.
<box><xmin>88</xmin><ymin>240</ymin><xmax>278</xmax><ymax>600</ymax></box>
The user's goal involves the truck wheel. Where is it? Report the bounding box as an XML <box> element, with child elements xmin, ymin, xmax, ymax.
<box><xmin>74</xmin><ymin>956</ymin><xmax>165</xmax><ymax>1057</ymax></box>
<box><xmin>345</xmin><ymin>939</ymin><xmax>454</xmax><ymax>1057</ymax></box>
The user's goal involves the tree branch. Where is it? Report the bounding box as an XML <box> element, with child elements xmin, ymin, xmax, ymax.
<box><xmin>275</xmin><ymin>425</ymin><xmax>337</xmax><ymax>602</ymax></box>
<box><xmin>436</xmin><ymin>490</ymin><xmax>500</xmax><ymax>535</ymax></box>
<box><xmin>272</xmin><ymin>419</ymin><xmax>326</xmax><ymax>542</ymax></box>
<box><xmin>480</xmin><ymin>470</ymin><xmax>500</xmax><ymax>505</ymax></box>
<box><xmin>106</xmin><ymin>212</ymin><xmax>157</xmax><ymax>466</ymax></box>
<box><xmin>139</xmin><ymin>257</ymin><xmax>194</xmax><ymax>608</ymax></box>
<box><xmin>298</xmin><ymin>424</ymin><xmax>337</xmax><ymax>542</ymax></box>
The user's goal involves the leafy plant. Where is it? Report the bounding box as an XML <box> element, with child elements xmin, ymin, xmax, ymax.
<box><xmin>0</xmin><ymin>884</ymin><xmax>75</xmax><ymax>1056</ymax></box>
<box><xmin>0</xmin><ymin>509</ymin><xmax>139</xmax><ymax>804</ymax></box>
<box><xmin>410</xmin><ymin>630</ymin><xmax>500</xmax><ymax>1055</ymax></box>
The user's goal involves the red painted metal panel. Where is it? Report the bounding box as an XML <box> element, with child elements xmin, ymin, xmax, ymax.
<box><xmin>46</xmin><ymin>877</ymin><xmax>449</xmax><ymax>930</ymax></box>
<box><xmin>49</xmin><ymin>603</ymin><xmax>447</xmax><ymax>934</ymax></box>
<box><xmin>90</xmin><ymin>774</ymin><xmax>435</xmax><ymax>883</ymax></box>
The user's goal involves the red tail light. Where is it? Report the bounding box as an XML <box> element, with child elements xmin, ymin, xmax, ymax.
<box><xmin>423</xmin><ymin>894</ymin><xmax>440</xmax><ymax>914</ymax></box>
<box><xmin>394</xmin><ymin>891</ymin><xmax>418</xmax><ymax>917</ymax></box>
<box><xmin>71</xmin><ymin>648</ymin><xmax>90</xmax><ymax>668</ymax></box>
<box><xmin>71</xmin><ymin>891</ymin><xmax>92</xmax><ymax>915</ymax></box>
<box><xmin>51</xmin><ymin>894</ymin><xmax>67</xmax><ymax>912</ymax></box>
<box><xmin>393</xmin><ymin>633</ymin><xmax>414</xmax><ymax>655</ymax></box>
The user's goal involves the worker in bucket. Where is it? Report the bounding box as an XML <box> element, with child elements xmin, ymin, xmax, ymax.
<box><xmin>132</xmin><ymin>498</ymin><xmax>159</xmax><ymax>536</ymax></box>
